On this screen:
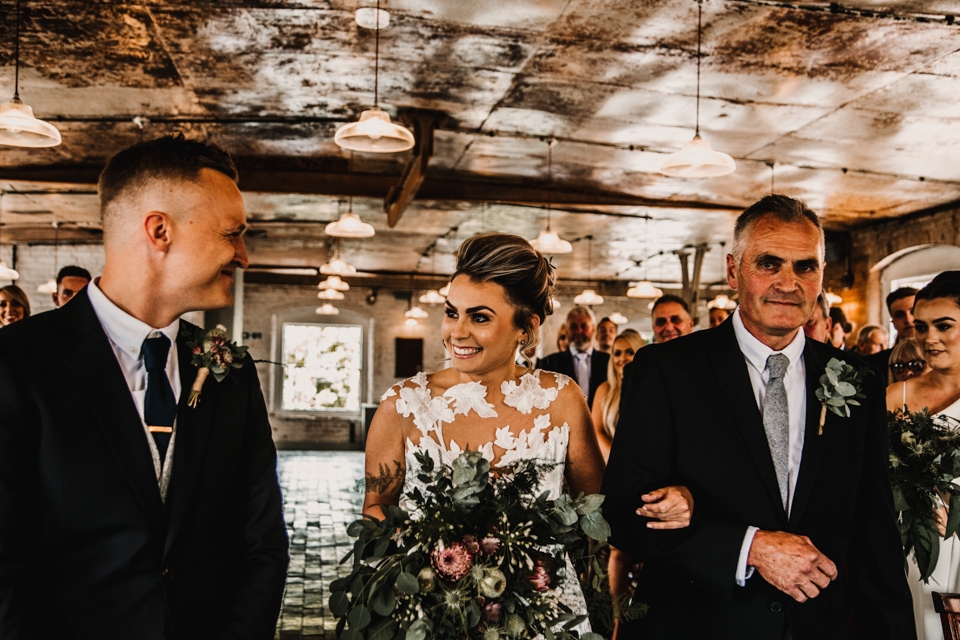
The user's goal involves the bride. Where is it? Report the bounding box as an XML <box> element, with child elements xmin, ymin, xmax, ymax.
<box><xmin>363</xmin><ymin>232</ymin><xmax>693</xmax><ymax>633</ymax></box>
<box><xmin>886</xmin><ymin>270</ymin><xmax>960</xmax><ymax>639</ymax></box>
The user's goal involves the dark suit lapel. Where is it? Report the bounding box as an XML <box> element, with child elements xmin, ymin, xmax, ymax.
<box><xmin>164</xmin><ymin>322</ymin><xmax>217</xmax><ymax>556</ymax></box>
<box><xmin>61</xmin><ymin>292</ymin><xmax>166</xmax><ymax>531</ymax></box>
<box><xmin>788</xmin><ymin>340</ymin><xmax>828</xmax><ymax>528</ymax></box>
<box><xmin>708</xmin><ymin>321</ymin><xmax>787</xmax><ymax>519</ymax></box>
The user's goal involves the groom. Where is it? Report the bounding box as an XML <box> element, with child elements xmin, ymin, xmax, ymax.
<box><xmin>0</xmin><ymin>136</ymin><xmax>289</xmax><ymax>639</ymax></box>
<box><xmin>604</xmin><ymin>195</ymin><xmax>914</xmax><ymax>639</ymax></box>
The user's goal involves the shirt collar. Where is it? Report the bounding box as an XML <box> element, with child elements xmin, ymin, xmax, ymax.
<box><xmin>732</xmin><ymin>308</ymin><xmax>806</xmax><ymax>373</ymax></box>
<box><xmin>87</xmin><ymin>279</ymin><xmax>180</xmax><ymax>360</ymax></box>
<box><xmin>569</xmin><ymin>345</ymin><xmax>593</xmax><ymax>357</ymax></box>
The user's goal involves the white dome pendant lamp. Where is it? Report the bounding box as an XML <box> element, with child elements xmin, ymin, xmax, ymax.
<box><xmin>660</xmin><ymin>0</ymin><xmax>734</xmax><ymax>178</ymax></box>
<box><xmin>334</xmin><ymin>0</ymin><xmax>414</xmax><ymax>153</ymax></box>
<box><xmin>0</xmin><ymin>0</ymin><xmax>61</xmax><ymax>148</ymax></box>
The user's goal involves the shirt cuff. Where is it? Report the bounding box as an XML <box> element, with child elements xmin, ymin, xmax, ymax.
<box><xmin>736</xmin><ymin>526</ymin><xmax>759</xmax><ymax>587</ymax></box>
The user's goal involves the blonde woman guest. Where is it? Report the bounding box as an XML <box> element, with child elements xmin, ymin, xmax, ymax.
<box><xmin>556</xmin><ymin>322</ymin><xmax>569</xmax><ymax>353</ymax></box>
<box><xmin>887</xmin><ymin>337</ymin><xmax>930</xmax><ymax>385</ymax></box>
<box><xmin>591</xmin><ymin>329</ymin><xmax>645</xmax><ymax>460</ymax></box>
<box><xmin>0</xmin><ymin>285</ymin><xmax>30</xmax><ymax>327</ymax></box>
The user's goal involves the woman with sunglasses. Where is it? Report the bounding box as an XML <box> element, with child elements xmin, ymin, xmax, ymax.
<box><xmin>885</xmin><ymin>271</ymin><xmax>960</xmax><ymax>639</ymax></box>
<box><xmin>887</xmin><ymin>337</ymin><xmax>930</xmax><ymax>384</ymax></box>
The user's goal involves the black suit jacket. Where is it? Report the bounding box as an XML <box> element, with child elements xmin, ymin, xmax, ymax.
<box><xmin>603</xmin><ymin>321</ymin><xmax>914</xmax><ymax>640</ymax></box>
<box><xmin>537</xmin><ymin>348</ymin><xmax>610</xmax><ymax>407</ymax></box>
<box><xmin>0</xmin><ymin>289</ymin><xmax>289</xmax><ymax>640</ymax></box>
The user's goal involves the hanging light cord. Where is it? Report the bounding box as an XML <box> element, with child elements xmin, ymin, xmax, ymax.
<box><xmin>52</xmin><ymin>220</ymin><xmax>59</xmax><ymax>272</ymax></box>
<box><xmin>695</xmin><ymin>0</ymin><xmax>702</xmax><ymax>136</ymax></box>
<box><xmin>13</xmin><ymin>0</ymin><xmax>21</xmax><ymax>103</ymax></box>
<box><xmin>373</xmin><ymin>0</ymin><xmax>381</xmax><ymax>107</ymax></box>
<box><xmin>546</xmin><ymin>138</ymin><xmax>555</xmax><ymax>229</ymax></box>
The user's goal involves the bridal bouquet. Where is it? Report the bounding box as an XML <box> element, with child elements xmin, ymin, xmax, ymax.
<box><xmin>888</xmin><ymin>407</ymin><xmax>960</xmax><ymax>581</ymax></box>
<box><xmin>329</xmin><ymin>450</ymin><xmax>610</xmax><ymax>640</ymax></box>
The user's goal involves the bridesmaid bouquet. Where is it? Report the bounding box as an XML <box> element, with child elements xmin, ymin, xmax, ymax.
<box><xmin>888</xmin><ymin>407</ymin><xmax>960</xmax><ymax>581</ymax></box>
<box><xmin>329</xmin><ymin>450</ymin><xmax>610</xmax><ymax>640</ymax></box>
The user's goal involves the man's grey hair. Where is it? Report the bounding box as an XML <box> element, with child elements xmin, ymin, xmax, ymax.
<box><xmin>566</xmin><ymin>305</ymin><xmax>596</xmax><ymax>324</ymax></box>
<box><xmin>814</xmin><ymin>292</ymin><xmax>830</xmax><ymax>321</ymax></box>
<box><xmin>732</xmin><ymin>195</ymin><xmax>825</xmax><ymax>267</ymax></box>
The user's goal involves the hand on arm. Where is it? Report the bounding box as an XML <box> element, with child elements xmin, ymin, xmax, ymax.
<box><xmin>636</xmin><ymin>485</ymin><xmax>693</xmax><ymax>529</ymax></box>
<box><xmin>746</xmin><ymin>530</ymin><xmax>837</xmax><ymax>602</ymax></box>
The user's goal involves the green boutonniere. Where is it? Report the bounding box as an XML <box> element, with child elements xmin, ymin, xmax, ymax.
<box><xmin>815</xmin><ymin>357</ymin><xmax>867</xmax><ymax>435</ymax></box>
<box><xmin>183</xmin><ymin>324</ymin><xmax>249</xmax><ymax>407</ymax></box>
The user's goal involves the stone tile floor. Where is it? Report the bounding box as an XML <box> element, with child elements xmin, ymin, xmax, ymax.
<box><xmin>275</xmin><ymin>451</ymin><xmax>365</xmax><ymax>640</ymax></box>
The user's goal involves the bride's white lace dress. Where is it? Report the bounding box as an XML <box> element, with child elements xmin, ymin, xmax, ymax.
<box><xmin>381</xmin><ymin>369</ymin><xmax>591</xmax><ymax>635</ymax></box>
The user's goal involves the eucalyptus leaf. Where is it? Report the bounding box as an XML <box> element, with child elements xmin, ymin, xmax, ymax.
<box><xmin>348</xmin><ymin>605</ymin><xmax>372</xmax><ymax>631</ymax></box>
<box><xmin>368</xmin><ymin>619</ymin><xmax>399</xmax><ymax>640</ymax></box>
<box><xmin>341</xmin><ymin>629</ymin><xmax>364</xmax><ymax>640</ymax></box>
<box><xmin>406</xmin><ymin>619</ymin><xmax>428</xmax><ymax>640</ymax></box>
<box><xmin>573</xmin><ymin>494</ymin><xmax>605</xmax><ymax>515</ymax></box>
<box><xmin>947</xmin><ymin>492</ymin><xmax>960</xmax><ymax>539</ymax></box>
<box><xmin>329</xmin><ymin>591</ymin><xmax>350</xmax><ymax>618</ymax></box>
<box><xmin>372</xmin><ymin>584</ymin><xmax>397</xmax><ymax>616</ymax></box>
<box><xmin>581</xmin><ymin>510</ymin><xmax>611</xmax><ymax>542</ymax></box>
<box><xmin>396</xmin><ymin>571</ymin><xmax>419</xmax><ymax>595</ymax></box>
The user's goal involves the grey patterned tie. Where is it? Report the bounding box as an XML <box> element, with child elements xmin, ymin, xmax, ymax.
<box><xmin>763</xmin><ymin>353</ymin><xmax>791</xmax><ymax>509</ymax></box>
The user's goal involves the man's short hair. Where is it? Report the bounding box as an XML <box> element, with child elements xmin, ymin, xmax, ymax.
<box><xmin>886</xmin><ymin>287</ymin><xmax>918</xmax><ymax>312</ymax></box>
<box><xmin>732</xmin><ymin>195</ymin><xmax>824</xmax><ymax>266</ymax></box>
<box><xmin>566</xmin><ymin>305</ymin><xmax>596</xmax><ymax>324</ymax></box>
<box><xmin>829</xmin><ymin>306</ymin><xmax>852</xmax><ymax>333</ymax></box>
<box><xmin>598</xmin><ymin>316</ymin><xmax>616</xmax><ymax>326</ymax></box>
<box><xmin>814</xmin><ymin>292</ymin><xmax>829</xmax><ymax>321</ymax></box>
<box><xmin>56</xmin><ymin>265</ymin><xmax>91</xmax><ymax>285</ymax></box>
<box><xmin>98</xmin><ymin>134</ymin><xmax>238</xmax><ymax>228</ymax></box>
<box><xmin>652</xmin><ymin>294</ymin><xmax>690</xmax><ymax>315</ymax></box>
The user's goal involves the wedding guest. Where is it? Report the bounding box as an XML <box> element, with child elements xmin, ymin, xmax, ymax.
<box><xmin>802</xmin><ymin>293</ymin><xmax>833</xmax><ymax>343</ymax></box>
<box><xmin>651</xmin><ymin>294</ymin><xmax>695</xmax><ymax>343</ymax></box>
<box><xmin>886</xmin><ymin>338</ymin><xmax>929</xmax><ymax>385</ymax></box>
<box><xmin>605</xmin><ymin>194</ymin><xmax>914</xmax><ymax>638</ymax></box>
<box><xmin>828</xmin><ymin>306</ymin><xmax>852</xmax><ymax>349</ymax></box>
<box><xmin>867</xmin><ymin>287</ymin><xmax>918</xmax><ymax>376</ymax></box>
<box><xmin>592</xmin><ymin>329</ymin><xmax>645</xmax><ymax>459</ymax></box>
<box><xmin>885</xmin><ymin>272</ymin><xmax>960</xmax><ymax>639</ymax></box>
<box><xmin>708</xmin><ymin>305</ymin><xmax>731</xmax><ymax>328</ymax></box>
<box><xmin>539</xmin><ymin>306</ymin><xmax>610</xmax><ymax>406</ymax></box>
<box><xmin>0</xmin><ymin>284</ymin><xmax>30</xmax><ymax>326</ymax></box>
<box><xmin>596</xmin><ymin>316</ymin><xmax>618</xmax><ymax>354</ymax></box>
<box><xmin>0</xmin><ymin>135</ymin><xmax>288</xmax><ymax>639</ymax></box>
<box><xmin>363</xmin><ymin>233</ymin><xmax>693</xmax><ymax>635</ymax></box>
<box><xmin>855</xmin><ymin>323</ymin><xmax>888</xmax><ymax>355</ymax></box>
<box><xmin>53</xmin><ymin>265</ymin><xmax>91</xmax><ymax>307</ymax></box>
<box><xmin>556</xmin><ymin>322</ymin><xmax>569</xmax><ymax>352</ymax></box>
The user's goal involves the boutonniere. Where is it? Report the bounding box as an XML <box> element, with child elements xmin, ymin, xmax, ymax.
<box><xmin>815</xmin><ymin>357</ymin><xmax>867</xmax><ymax>435</ymax></box>
<box><xmin>183</xmin><ymin>324</ymin><xmax>249</xmax><ymax>408</ymax></box>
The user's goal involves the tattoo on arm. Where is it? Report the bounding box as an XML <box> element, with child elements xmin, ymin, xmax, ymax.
<box><xmin>363</xmin><ymin>460</ymin><xmax>404</xmax><ymax>498</ymax></box>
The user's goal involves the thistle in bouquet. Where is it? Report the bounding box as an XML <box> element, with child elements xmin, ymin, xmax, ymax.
<box><xmin>888</xmin><ymin>407</ymin><xmax>960</xmax><ymax>582</ymax></box>
<box><xmin>329</xmin><ymin>450</ymin><xmax>613</xmax><ymax>640</ymax></box>
<box><xmin>182</xmin><ymin>324</ymin><xmax>249</xmax><ymax>407</ymax></box>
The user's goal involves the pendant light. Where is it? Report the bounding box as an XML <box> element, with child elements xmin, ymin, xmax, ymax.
<box><xmin>530</xmin><ymin>139</ymin><xmax>572</xmax><ymax>254</ymax></box>
<box><xmin>573</xmin><ymin>235</ymin><xmax>604</xmax><ymax>306</ymax></box>
<box><xmin>438</xmin><ymin>282</ymin><xmax>451</xmax><ymax>297</ymax></box>
<box><xmin>320</xmin><ymin>257</ymin><xmax>357</xmax><ymax>276</ymax></box>
<box><xmin>315</xmin><ymin>303</ymin><xmax>340</xmax><ymax>315</ymax></box>
<box><xmin>627</xmin><ymin>281</ymin><xmax>663</xmax><ymax>299</ymax></box>
<box><xmin>419</xmin><ymin>289</ymin><xmax>445</xmax><ymax>304</ymax></box>
<box><xmin>318</xmin><ymin>275</ymin><xmax>350</xmax><ymax>291</ymax></box>
<box><xmin>405</xmin><ymin>305</ymin><xmax>429</xmax><ymax>319</ymax></box>
<box><xmin>708</xmin><ymin>293</ymin><xmax>734</xmax><ymax>310</ymax></box>
<box><xmin>825</xmin><ymin>291</ymin><xmax>843</xmax><ymax>306</ymax></box>
<box><xmin>37</xmin><ymin>221</ymin><xmax>59</xmax><ymax>293</ymax></box>
<box><xmin>317</xmin><ymin>289</ymin><xmax>345</xmax><ymax>301</ymax></box>
<box><xmin>0</xmin><ymin>193</ymin><xmax>19</xmax><ymax>280</ymax></box>
<box><xmin>0</xmin><ymin>0</ymin><xmax>61</xmax><ymax>148</ymax></box>
<box><xmin>609</xmin><ymin>311</ymin><xmax>629</xmax><ymax>324</ymax></box>
<box><xmin>334</xmin><ymin>0</ymin><xmax>414</xmax><ymax>153</ymax></box>
<box><xmin>326</xmin><ymin>196</ymin><xmax>376</xmax><ymax>238</ymax></box>
<box><xmin>659</xmin><ymin>0</ymin><xmax>734</xmax><ymax>178</ymax></box>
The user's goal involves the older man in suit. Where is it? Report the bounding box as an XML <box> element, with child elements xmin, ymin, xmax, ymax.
<box><xmin>0</xmin><ymin>135</ymin><xmax>288</xmax><ymax>639</ymax></box>
<box><xmin>604</xmin><ymin>195</ymin><xmax>913</xmax><ymax>639</ymax></box>
<box><xmin>538</xmin><ymin>305</ymin><xmax>610</xmax><ymax>406</ymax></box>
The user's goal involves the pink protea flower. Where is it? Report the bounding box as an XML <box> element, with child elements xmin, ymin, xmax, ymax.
<box><xmin>482</xmin><ymin>602</ymin><xmax>502</xmax><ymax>622</ymax></box>
<box><xmin>480</xmin><ymin>536</ymin><xmax>500</xmax><ymax>555</ymax></box>
<box><xmin>431</xmin><ymin>542</ymin><xmax>473</xmax><ymax>581</ymax></box>
<box><xmin>528</xmin><ymin>558</ymin><xmax>551</xmax><ymax>592</ymax></box>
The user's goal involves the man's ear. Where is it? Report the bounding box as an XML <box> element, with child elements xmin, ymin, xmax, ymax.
<box><xmin>144</xmin><ymin>212</ymin><xmax>172</xmax><ymax>252</ymax></box>
<box><xmin>726</xmin><ymin>254</ymin><xmax>738</xmax><ymax>290</ymax></box>
<box><xmin>51</xmin><ymin>291</ymin><xmax>59</xmax><ymax>307</ymax></box>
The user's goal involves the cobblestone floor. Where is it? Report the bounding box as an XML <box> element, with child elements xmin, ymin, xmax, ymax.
<box><xmin>275</xmin><ymin>451</ymin><xmax>365</xmax><ymax>640</ymax></box>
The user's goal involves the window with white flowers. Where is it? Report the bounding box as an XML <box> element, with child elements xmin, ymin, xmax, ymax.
<box><xmin>281</xmin><ymin>323</ymin><xmax>364</xmax><ymax>412</ymax></box>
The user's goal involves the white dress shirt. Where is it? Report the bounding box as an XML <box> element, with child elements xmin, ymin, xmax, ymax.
<box><xmin>87</xmin><ymin>280</ymin><xmax>181</xmax><ymax>489</ymax></box>
<box><xmin>569</xmin><ymin>345</ymin><xmax>593</xmax><ymax>396</ymax></box>
<box><xmin>731</xmin><ymin>309</ymin><xmax>807</xmax><ymax>586</ymax></box>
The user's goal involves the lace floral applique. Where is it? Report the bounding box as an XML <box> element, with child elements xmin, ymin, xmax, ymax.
<box><xmin>502</xmin><ymin>371</ymin><xmax>558</xmax><ymax>414</ymax></box>
<box><xmin>380</xmin><ymin>386</ymin><xmax>398</xmax><ymax>401</ymax></box>
<box><xmin>444</xmin><ymin>381</ymin><xmax>498</xmax><ymax>419</ymax></box>
<box><xmin>396</xmin><ymin>373</ymin><xmax>454</xmax><ymax>433</ymax></box>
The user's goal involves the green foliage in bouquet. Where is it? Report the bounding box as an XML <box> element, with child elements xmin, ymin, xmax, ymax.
<box><xmin>888</xmin><ymin>407</ymin><xmax>960</xmax><ymax>582</ymax></box>
<box><xmin>330</xmin><ymin>450</ymin><xmax>613</xmax><ymax>640</ymax></box>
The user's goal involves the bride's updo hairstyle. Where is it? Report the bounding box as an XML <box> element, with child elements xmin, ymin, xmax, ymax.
<box><xmin>452</xmin><ymin>232</ymin><xmax>556</xmax><ymax>352</ymax></box>
<box><xmin>914</xmin><ymin>271</ymin><xmax>960</xmax><ymax>310</ymax></box>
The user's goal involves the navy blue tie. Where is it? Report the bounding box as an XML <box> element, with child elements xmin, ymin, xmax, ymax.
<box><xmin>142</xmin><ymin>335</ymin><xmax>176</xmax><ymax>464</ymax></box>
